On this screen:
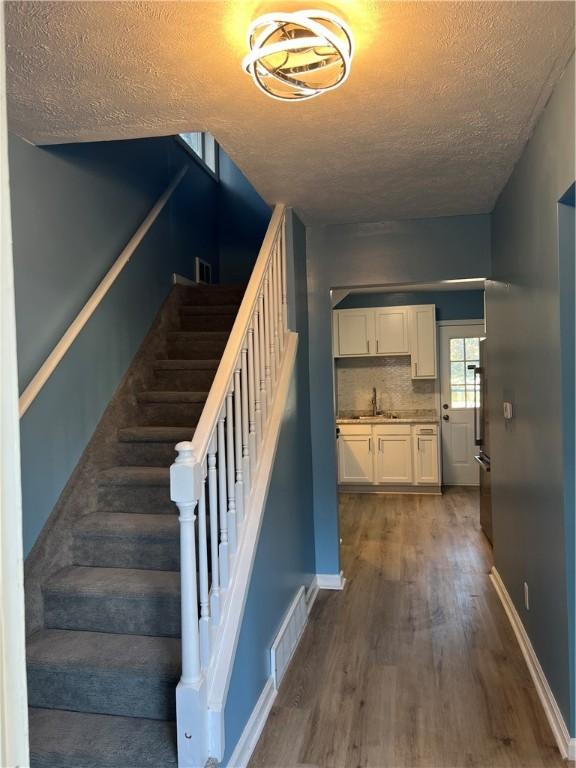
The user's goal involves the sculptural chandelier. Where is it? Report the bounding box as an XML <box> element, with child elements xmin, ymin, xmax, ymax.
<box><xmin>242</xmin><ymin>9</ymin><xmax>354</xmax><ymax>101</ymax></box>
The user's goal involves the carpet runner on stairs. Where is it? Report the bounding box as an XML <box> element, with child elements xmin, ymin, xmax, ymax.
<box><xmin>27</xmin><ymin>284</ymin><xmax>244</xmax><ymax>768</ymax></box>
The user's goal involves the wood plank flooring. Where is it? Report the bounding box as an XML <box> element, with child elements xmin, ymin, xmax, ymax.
<box><xmin>249</xmin><ymin>489</ymin><xmax>565</xmax><ymax>768</ymax></box>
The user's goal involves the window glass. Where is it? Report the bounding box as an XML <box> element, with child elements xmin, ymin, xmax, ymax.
<box><xmin>178</xmin><ymin>132</ymin><xmax>218</xmax><ymax>176</ymax></box>
<box><xmin>449</xmin><ymin>336</ymin><xmax>481</xmax><ymax>409</ymax></box>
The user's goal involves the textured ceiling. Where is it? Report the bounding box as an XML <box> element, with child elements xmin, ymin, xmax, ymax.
<box><xmin>5</xmin><ymin>1</ymin><xmax>575</xmax><ymax>224</ymax></box>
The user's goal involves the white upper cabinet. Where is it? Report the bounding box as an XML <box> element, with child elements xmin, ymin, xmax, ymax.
<box><xmin>374</xmin><ymin>308</ymin><xmax>410</xmax><ymax>355</ymax></box>
<box><xmin>333</xmin><ymin>304</ymin><xmax>437</xmax><ymax>378</ymax></box>
<box><xmin>333</xmin><ymin>310</ymin><xmax>375</xmax><ymax>356</ymax></box>
<box><xmin>409</xmin><ymin>305</ymin><xmax>437</xmax><ymax>379</ymax></box>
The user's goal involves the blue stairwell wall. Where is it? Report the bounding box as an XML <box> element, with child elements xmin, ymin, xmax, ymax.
<box><xmin>9</xmin><ymin>133</ymin><xmax>268</xmax><ymax>556</ymax></box>
<box><xmin>223</xmin><ymin>210</ymin><xmax>315</xmax><ymax>764</ymax></box>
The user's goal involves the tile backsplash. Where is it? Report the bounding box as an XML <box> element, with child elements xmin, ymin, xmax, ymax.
<box><xmin>336</xmin><ymin>357</ymin><xmax>437</xmax><ymax>414</ymax></box>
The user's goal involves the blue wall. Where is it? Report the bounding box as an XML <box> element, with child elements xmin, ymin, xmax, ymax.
<box><xmin>217</xmin><ymin>148</ymin><xmax>271</xmax><ymax>284</ymax></box>
<box><xmin>335</xmin><ymin>289</ymin><xmax>484</xmax><ymax>320</ymax></box>
<box><xmin>306</xmin><ymin>215</ymin><xmax>491</xmax><ymax>574</ymax></box>
<box><xmin>223</xmin><ymin>211</ymin><xmax>315</xmax><ymax>763</ymax></box>
<box><xmin>9</xmin><ymin>134</ymin><xmax>268</xmax><ymax>556</ymax></box>
<box><xmin>486</xmin><ymin>54</ymin><xmax>575</xmax><ymax>734</ymax></box>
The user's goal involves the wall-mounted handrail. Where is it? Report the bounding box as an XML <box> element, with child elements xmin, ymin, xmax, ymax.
<box><xmin>18</xmin><ymin>165</ymin><xmax>188</xmax><ymax>418</ymax></box>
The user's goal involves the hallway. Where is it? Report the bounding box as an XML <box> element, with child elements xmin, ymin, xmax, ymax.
<box><xmin>249</xmin><ymin>490</ymin><xmax>564</xmax><ymax>768</ymax></box>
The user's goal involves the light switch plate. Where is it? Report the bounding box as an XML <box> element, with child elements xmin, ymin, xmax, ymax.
<box><xmin>503</xmin><ymin>402</ymin><xmax>513</xmax><ymax>420</ymax></box>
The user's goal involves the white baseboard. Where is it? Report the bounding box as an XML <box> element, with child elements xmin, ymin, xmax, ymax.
<box><xmin>490</xmin><ymin>567</ymin><xmax>575</xmax><ymax>760</ymax></box>
<box><xmin>226</xmin><ymin>677</ymin><xmax>277</xmax><ymax>768</ymax></box>
<box><xmin>314</xmin><ymin>570</ymin><xmax>346</xmax><ymax>590</ymax></box>
<box><xmin>305</xmin><ymin>579</ymin><xmax>319</xmax><ymax>613</ymax></box>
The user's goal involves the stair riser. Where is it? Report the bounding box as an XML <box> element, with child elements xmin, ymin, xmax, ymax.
<box><xmin>115</xmin><ymin>442</ymin><xmax>177</xmax><ymax>467</ymax></box>
<box><xmin>44</xmin><ymin>592</ymin><xmax>181</xmax><ymax>637</ymax></box>
<box><xmin>137</xmin><ymin>402</ymin><xmax>205</xmax><ymax>427</ymax></box>
<box><xmin>167</xmin><ymin>338</ymin><xmax>227</xmax><ymax>358</ymax></box>
<box><xmin>98</xmin><ymin>485</ymin><xmax>174</xmax><ymax>514</ymax></box>
<box><xmin>27</xmin><ymin>667</ymin><xmax>177</xmax><ymax>721</ymax></box>
<box><xmin>179</xmin><ymin>314</ymin><xmax>235</xmax><ymax>331</ymax></box>
<box><xmin>73</xmin><ymin>535</ymin><xmax>179</xmax><ymax>571</ymax></box>
<box><xmin>181</xmin><ymin>289</ymin><xmax>244</xmax><ymax>305</ymax></box>
<box><xmin>153</xmin><ymin>368</ymin><xmax>217</xmax><ymax>390</ymax></box>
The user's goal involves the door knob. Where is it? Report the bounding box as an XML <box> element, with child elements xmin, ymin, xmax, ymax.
<box><xmin>443</xmin><ymin>414</ymin><xmax>450</xmax><ymax>421</ymax></box>
<box><xmin>442</xmin><ymin>403</ymin><xmax>449</xmax><ymax>410</ymax></box>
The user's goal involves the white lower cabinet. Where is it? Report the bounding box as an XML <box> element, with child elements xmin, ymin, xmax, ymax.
<box><xmin>374</xmin><ymin>426</ymin><xmax>413</xmax><ymax>484</ymax></box>
<box><xmin>338</xmin><ymin>423</ymin><xmax>440</xmax><ymax>487</ymax></box>
<box><xmin>337</xmin><ymin>426</ymin><xmax>374</xmax><ymax>483</ymax></box>
<box><xmin>413</xmin><ymin>427</ymin><xmax>440</xmax><ymax>484</ymax></box>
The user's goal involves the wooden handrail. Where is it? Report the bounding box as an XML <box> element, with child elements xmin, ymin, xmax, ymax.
<box><xmin>189</xmin><ymin>203</ymin><xmax>286</xmax><ymax>462</ymax></box>
<box><xmin>18</xmin><ymin>166</ymin><xmax>188</xmax><ymax>417</ymax></box>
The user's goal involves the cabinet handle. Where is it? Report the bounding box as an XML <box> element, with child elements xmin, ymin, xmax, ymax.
<box><xmin>376</xmin><ymin>339</ymin><xmax>379</xmax><ymax>353</ymax></box>
<box><xmin>417</xmin><ymin>437</ymin><xmax>421</xmax><ymax>451</ymax></box>
<box><xmin>414</xmin><ymin>361</ymin><xmax>418</xmax><ymax>376</ymax></box>
<box><xmin>367</xmin><ymin>340</ymin><xmax>370</xmax><ymax>353</ymax></box>
<box><xmin>368</xmin><ymin>438</ymin><xmax>372</xmax><ymax>452</ymax></box>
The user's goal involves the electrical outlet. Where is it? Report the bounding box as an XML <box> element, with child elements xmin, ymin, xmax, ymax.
<box><xmin>524</xmin><ymin>582</ymin><xmax>530</xmax><ymax>611</ymax></box>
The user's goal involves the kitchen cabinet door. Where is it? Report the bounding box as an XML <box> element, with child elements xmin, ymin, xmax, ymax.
<box><xmin>338</xmin><ymin>434</ymin><xmax>374</xmax><ymax>483</ymax></box>
<box><xmin>374</xmin><ymin>435</ymin><xmax>413</xmax><ymax>484</ymax></box>
<box><xmin>374</xmin><ymin>308</ymin><xmax>410</xmax><ymax>355</ymax></box>
<box><xmin>410</xmin><ymin>305</ymin><xmax>437</xmax><ymax>378</ymax></box>
<box><xmin>334</xmin><ymin>310</ymin><xmax>375</xmax><ymax>356</ymax></box>
<box><xmin>414</xmin><ymin>434</ymin><xmax>440</xmax><ymax>484</ymax></box>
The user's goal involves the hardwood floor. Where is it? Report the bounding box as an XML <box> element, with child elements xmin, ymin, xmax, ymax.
<box><xmin>249</xmin><ymin>489</ymin><xmax>565</xmax><ymax>768</ymax></box>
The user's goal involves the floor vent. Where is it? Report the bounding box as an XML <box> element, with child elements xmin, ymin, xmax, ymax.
<box><xmin>270</xmin><ymin>586</ymin><xmax>307</xmax><ymax>690</ymax></box>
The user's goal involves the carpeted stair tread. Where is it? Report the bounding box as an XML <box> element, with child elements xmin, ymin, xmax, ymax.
<box><xmin>45</xmin><ymin>565</ymin><xmax>180</xmax><ymax>598</ymax></box>
<box><xmin>181</xmin><ymin>302</ymin><xmax>239</xmax><ymax>313</ymax></box>
<box><xmin>29</xmin><ymin>707</ymin><xmax>177</xmax><ymax>768</ymax></box>
<box><xmin>73</xmin><ymin>514</ymin><xmax>179</xmax><ymax>570</ymax></box>
<box><xmin>137</xmin><ymin>390</ymin><xmax>208</xmax><ymax>403</ymax></box>
<box><xmin>98</xmin><ymin>466</ymin><xmax>169</xmax><ymax>487</ymax></box>
<box><xmin>44</xmin><ymin>567</ymin><xmax>180</xmax><ymax>637</ymax></box>
<box><xmin>154</xmin><ymin>358</ymin><xmax>220</xmax><ymax>370</ymax></box>
<box><xmin>168</xmin><ymin>330</ymin><xmax>230</xmax><ymax>340</ymax></box>
<box><xmin>75</xmin><ymin>512</ymin><xmax>178</xmax><ymax>537</ymax></box>
<box><xmin>27</xmin><ymin>630</ymin><xmax>180</xmax><ymax>719</ymax></box>
<box><xmin>118</xmin><ymin>426</ymin><xmax>194</xmax><ymax>443</ymax></box>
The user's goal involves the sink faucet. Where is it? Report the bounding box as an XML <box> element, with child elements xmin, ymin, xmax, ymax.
<box><xmin>371</xmin><ymin>387</ymin><xmax>377</xmax><ymax>417</ymax></box>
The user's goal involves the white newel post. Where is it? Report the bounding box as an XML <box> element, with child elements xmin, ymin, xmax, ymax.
<box><xmin>171</xmin><ymin>442</ymin><xmax>209</xmax><ymax>767</ymax></box>
<box><xmin>170</xmin><ymin>442</ymin><xmax>202</xmax><ymax>685</ymax></box>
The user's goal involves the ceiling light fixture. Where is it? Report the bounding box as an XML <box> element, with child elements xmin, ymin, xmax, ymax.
<box><xmin>242</xmin><ymin>9</ymin><xmax>354</xmax><ymax>102</ymax></box>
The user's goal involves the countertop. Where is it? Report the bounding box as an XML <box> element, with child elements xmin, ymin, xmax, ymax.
<box><xmin>336</xmin><ymin>416</ymin><xmax>439</xmax><ymax>425</ymax></box>
<box><xmin>336</xmin><ymin>412</ymin><xmax>440</xmax><ymax>425</ymax></box>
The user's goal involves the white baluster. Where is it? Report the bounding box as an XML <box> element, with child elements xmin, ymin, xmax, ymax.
<box><xmin>225</xmin><ymin>387</ymin><xmax>237</xmax><ymax>554</ymax></box>
<box><xmin>248</xmin><ymin>324</ymin><xmax>260</xmax><ymax>458</ymax></box>
<box><xmin>262</xmin><ymin>282</ymin><xmax>272</xmax><ymax>403</ymax></box>
<box><xmin>271</xmin><ymin>245</ymin><xmax>281</xmax><ymax>371</ymax></box>
<box><xmin>257</xmin><ymin>294</ymin><xmax>268</xmax><ymax>426</ymax></box>
<box><xmin>170</xmin><ymin>442</ymin><xmax>201</xmax><ymax>686</ymax></box>
<box><xmin>240</xmin><ymin>345</ymin><xmax>251</xmax><ymax>496</ymax></box>
<box><xmin>266</xmin><ymin>272</ymin><xmax>276</xmax><ymax>389</ymax></box>
<box><xmin>217</xmin><ymin>411</ymin><xmax>229</xmax><ymax>588</ymax></box>
<box><xmin>207</xmin><ymin>433</ymin><xmax>220</xmax><ymax>625</ymax></box>
<box><xmin>234</xmin><ymin>364</ymin><xmax>245</xmax><ymax>524</ymax></box>
<box><xmin>274</xmin><ymin>239</ymin><xmax>284</xmax><ymax>358</ymax></box>
<box><xmin>197</xmin><ymin>466</ymin><xmax>210</xmax><ymax>667</ymax></box>
<box><xmin>281</xmin><ymin>216</ymin><xmax>288</xmax><ymax>332</ymax></box>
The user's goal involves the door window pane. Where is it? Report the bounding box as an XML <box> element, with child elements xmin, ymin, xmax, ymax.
<box><xmin>449</xmin><ymin>337</ymin><xmax>481</xmax><ymax>408</ymax></box>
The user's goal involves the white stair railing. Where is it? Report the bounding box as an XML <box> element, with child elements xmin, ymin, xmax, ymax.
<box><xmin>170</xmin><ymin>204</ymin><xmax>291</xmax><ymax>766</ymax></box>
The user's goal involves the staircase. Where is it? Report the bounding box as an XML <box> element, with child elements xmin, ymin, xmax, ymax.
<box><xmin>27</xmin><ymin>285</ymin><xmax>244</xmax><ymax>768</ymax></box>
